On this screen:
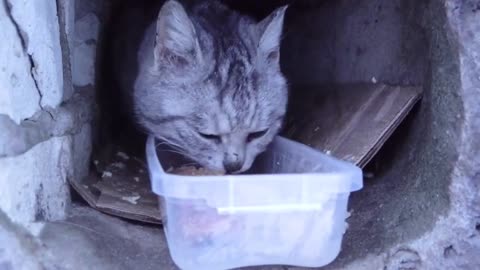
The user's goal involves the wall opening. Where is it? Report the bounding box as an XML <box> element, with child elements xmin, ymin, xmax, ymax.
<box><xmin>81</xmin><ymin>0</ymin><xmax>459</xmax><ymax>267</ymax></box>
<box><xmin>1</xmin><ymin>0</ymin><xmax>468</xmax><ymax>268</ymax></box>
<box><xmin>88</xmin><ymin>0</ymin><xmax>459</xmax><ymax>266</ymax></box>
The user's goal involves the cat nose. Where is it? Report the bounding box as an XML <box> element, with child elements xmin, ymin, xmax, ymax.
<box><xmin>223</xmin><ymin>160</ymin><xmax>243</xmax><ymax>173</ymax></box>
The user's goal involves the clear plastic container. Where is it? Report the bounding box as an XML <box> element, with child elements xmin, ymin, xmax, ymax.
<box><xmin>146</xmin><ymin>135</ymin><xmax>363</xmax><ymax>270</ymax></box>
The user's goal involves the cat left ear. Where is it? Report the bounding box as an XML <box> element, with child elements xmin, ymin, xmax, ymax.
<box><xmin>154</xmin><ymin>0</ymin><xmax>201</xmax><ymax>68</ymax></box>
<box><xmin>257</xmin><ymin>5</ymin><xmax>288</xmax><ymax>63</ymax></box>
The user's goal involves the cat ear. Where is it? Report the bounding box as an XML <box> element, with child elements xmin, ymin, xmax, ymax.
<box><xmin>154</xmin><ymin>0</ymin><xmax>201</xmax><ymax>67</ymax></box>
<box><xmin>257</xmin><ymin>5</ymin><xmax>288</xmax><ymax>63</ymax></box>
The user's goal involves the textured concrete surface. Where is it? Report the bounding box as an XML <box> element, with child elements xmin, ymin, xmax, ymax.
<box><xmin>325</xmin><ymin>0</ymin><xmax>480</xmax><ymax>269</ymax></box>
<box><xmin>223</xmin><ymin>0</ymin><xmax>480</xmax><ymax>269</ymax></box>
<box><xmin>0</xmin><ymin>0</ymin><xmax>93</xmax><ymax>232</ymax></box>
<box><xmin>38</xmin><ymin>206</ymin><xmax>292</xmax><ymax>270</ymax></box>
<box><xmin>279</xmin><ymin>0</ymin><xmax>449</xmax><ymax>267</ymax></box>
<box><xmin>73</xmin><ymin>13</ymin><xmax>100</xmax><ymax>87</ymax></box>
<box><xmin>0</xmin><ymin>135</ymin><xmax>72</xmax><ymax>226</ymax></box>
<box><xmin>0</xmin><ymin>0</ymin><xmax>42</xmax><ymax>124</ymax></box>
<box><xmin>2</xmin><ymin>204</ymin><xmax>291</xmax><ymax>270</ymax></box>
<box><xmin>281</xmin><ymin>0</ymin><xmax>427</xmax><ymax>87</ymax></box>
<box><xmin>0</xmin><ymin>210</ymin><xmax>46</xmax><ymax>270</ymax></box>
<box><xmin>39</xmin><ymin>206</ymin><xmax>177</xmax><ymax>270</ymax></box>
<box><xmin>0</xmin><ymin>88</ymin><xmax>94</xmax><ymax>158</ymax></box>
<box><xmin>72</xmin><ymin>0</ymin><xmax>104</xmax><ymax>87</ymax></box>
<box><xmin>57</xmin><ymin>0</ymin><xmax>76</xmax><ymax>101</ymax></box>
<box><xmin>5</xmin><ymin>0</ymin><xmax>64</xmax><ymax>110</ymax></box>
<box><xmin>72</xmin><ymin>123</ymin><xmax>93</xmax><ymax>181</ymax></box>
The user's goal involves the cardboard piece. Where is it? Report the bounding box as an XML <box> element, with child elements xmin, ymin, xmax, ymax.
<box><xmin>70</xmin><ymin>150</ymin><xmax>162</xmax><ymax>224</ymax></box>
<box><xmin>69</xmin><ymin>83</ymin><xmax>422</xmax><ymax>224</ymax></box>
<box><xmin>285</xmin><ymin>83</ymin><xmax>422</xmax><ymax>167</ymax></box>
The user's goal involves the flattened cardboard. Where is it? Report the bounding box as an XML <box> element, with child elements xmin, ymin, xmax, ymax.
<box><xmin>69</xmin><ymin>83</ymin><xmax>422</xmax><ymax>224</ymax></box>
<box><xmin>70</xmin><ymin>150</ymin><xmax>162</xmax><ymax>224</ymax></box>
<box><xmin>284</xmin><ymin>83</ymin><xmax>422</xmax><ymax>167</ymax></box>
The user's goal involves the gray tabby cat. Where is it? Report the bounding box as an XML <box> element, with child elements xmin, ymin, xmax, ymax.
<box><xmin>133</xmin><ymin>0</ymin><xmax>288</xmax><ymax>173</ymax></box>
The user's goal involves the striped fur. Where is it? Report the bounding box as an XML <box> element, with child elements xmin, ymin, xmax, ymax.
<box><xmin>133</xmin><ymin>0</ymin><xmax>288</xmax><ymax>173</ymax></box>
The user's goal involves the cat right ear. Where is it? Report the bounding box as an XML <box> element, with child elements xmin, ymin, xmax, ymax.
<box><xmin>154</xmin><ymin>0</ymin><xmax>201</xmax><ymax>68</ymax></box>
<box><xmin>257</xmin><ymin>5</ymin><xmax>288</xmax><ymax>64</ymax></box>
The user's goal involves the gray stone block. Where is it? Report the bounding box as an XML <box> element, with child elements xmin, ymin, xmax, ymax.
<box><xmin>57</xmin><ymin>0</ymin><xmax>76</xmax><ymax>101</ymax></box>
<box><xmin>0</xmin><ymin>88</ymin><xmax>94</xmax><ymax>158</ymax></box>
<box><xmin>73</xmin><ymin>42</ymin><xmax>97</xmax><ymax>87</ymax></box>
<box><xmin>0</xmin><ymin>0</ymin><xmax>41</xmax><ymax>124</ymax></box>
<box><xmin>0</xmin><ymin>210</ymin><xmax>44</xmax><ymax>270</ymax></box>
<box><xmin>73</xmin><ymin>12</ymin><xmax>100</xmax><ymax>87</ymax></box>
<box><xmin>39</xmin><ymin>206</ymin><xmax>177</xmax><ymax>270</ymax></box>
<box><xmin>5</xmin><ymin>0</ymin><xmax>64</xmax><ymax>110</ymax></box>
<box><xmin>0</xmin><ymin>136</ymin><xmax>72</xmax><ymax>226</ymax></box>
<box><xmin>72</xmin><ymin>123</ymin><xmax>92</xmax><ymax>180</ymax></box>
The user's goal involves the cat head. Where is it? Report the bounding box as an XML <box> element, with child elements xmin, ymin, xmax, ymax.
<box><xmin>134</xmin><ymin>0</ymin><xmax>288</xmax><ymax>173</ymax></box>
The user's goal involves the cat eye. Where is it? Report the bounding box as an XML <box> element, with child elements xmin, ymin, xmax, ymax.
<box><xmin>198</xmin><ymin>132</ymin><xmax>221</xmax><ymax>143</ymax></box>
<box><xmin>247</xmin><ymin>129</ymin><xmax>269</xmax><ymax>142</ymax></box>
<box><xmin>267</xmin><ymin>50</ymin><xmax>279</xmax><ymax>62</ymax></box>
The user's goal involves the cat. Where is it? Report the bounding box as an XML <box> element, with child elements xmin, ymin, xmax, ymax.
<box><xmin>126</xmin><ymin>0</ymin><xmax>288</xmax><ymax>173</ymax></box>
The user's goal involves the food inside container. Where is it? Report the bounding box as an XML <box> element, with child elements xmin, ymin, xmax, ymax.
<box><xmin>146</xmin><ymin>135</ymin><xmax>363</xmax><ymax>270</ymax></box>
<box><xmin>167</xmin><ymin>166</ymin><xmax>224</xmax><ymax>176</ymax></box>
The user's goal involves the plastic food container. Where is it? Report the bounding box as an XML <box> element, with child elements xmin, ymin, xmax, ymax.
<box><xmin>146</xmin><ymin>135</ymin><xmax>363</xmax><ymax>270</ymax></box>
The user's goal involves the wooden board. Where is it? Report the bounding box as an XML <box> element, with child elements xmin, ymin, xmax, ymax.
<box><xmin>70</xmin><ymin>83</ymin><xmax>422</xmax><ymax>224</ymax></box>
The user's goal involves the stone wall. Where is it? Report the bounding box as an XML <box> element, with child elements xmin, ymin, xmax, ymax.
<box><xmin>282</xmin><ymin>0</ymin><xmax>480</xmax><ymax>269</ymax></box>
<box><xmin>0</xmin><ymin>0</ymin><xmax>97</xmax><ymax>228</ymax></box>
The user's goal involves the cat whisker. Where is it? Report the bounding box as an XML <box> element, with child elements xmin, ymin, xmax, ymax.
<box><xmin>155</xmin><ymin>142</ymin><xmax>171</xmax><ymax>148</ymax></box>
<box><xmin>155</xmin><ymin>138</ymin><xmax>184</xmax><ymax>151</ymax></box>
<box><xmin>156</xmin><ymin>146</ymin><xmax>190</xmax><ymax>157</ymax></box>
<box><xmin>167</xmin><ymin>145</ymin><xmax>189</xmax><ymax>155</ymax></box>
<box><xmin>157</xmin><ymin>149</ymin><xmax>187</xmax><ymax>156</ymax></box>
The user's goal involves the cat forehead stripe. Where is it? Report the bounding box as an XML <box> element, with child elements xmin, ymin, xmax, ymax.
<box><xmin>136</xmin><ymin>112</ymin><xmax>185</xmax><ymax>125</ymax></box>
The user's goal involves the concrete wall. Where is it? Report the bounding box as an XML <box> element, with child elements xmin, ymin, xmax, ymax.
<box><xmin>0</xmin><ymin>0</ymin><xmax>96</xmax><ymax>230</ymax></box>
<box><xmin>282</xmin><ymin>0</ymin><xmax>427</xmax><ymax>87</ymax></box>
<box><xmin>219</xmin><ymin>0</ymin><xmax>480</xmax><ymax>268</ymax></box>
<box><xmin>0</xmin><ymin>0</ymin><xmax>102</xmax><ymax>266</ymax></box>
<box><xmin>279</xmin><ymin>0</ymin><xmax>480</xmax><ymax>269</ymax></box>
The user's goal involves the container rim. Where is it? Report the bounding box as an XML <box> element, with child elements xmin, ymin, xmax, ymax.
<box><xmin>146</xmin><ymin>135</ymin><xmax>363</xmax><ymax>198</ymax></box>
